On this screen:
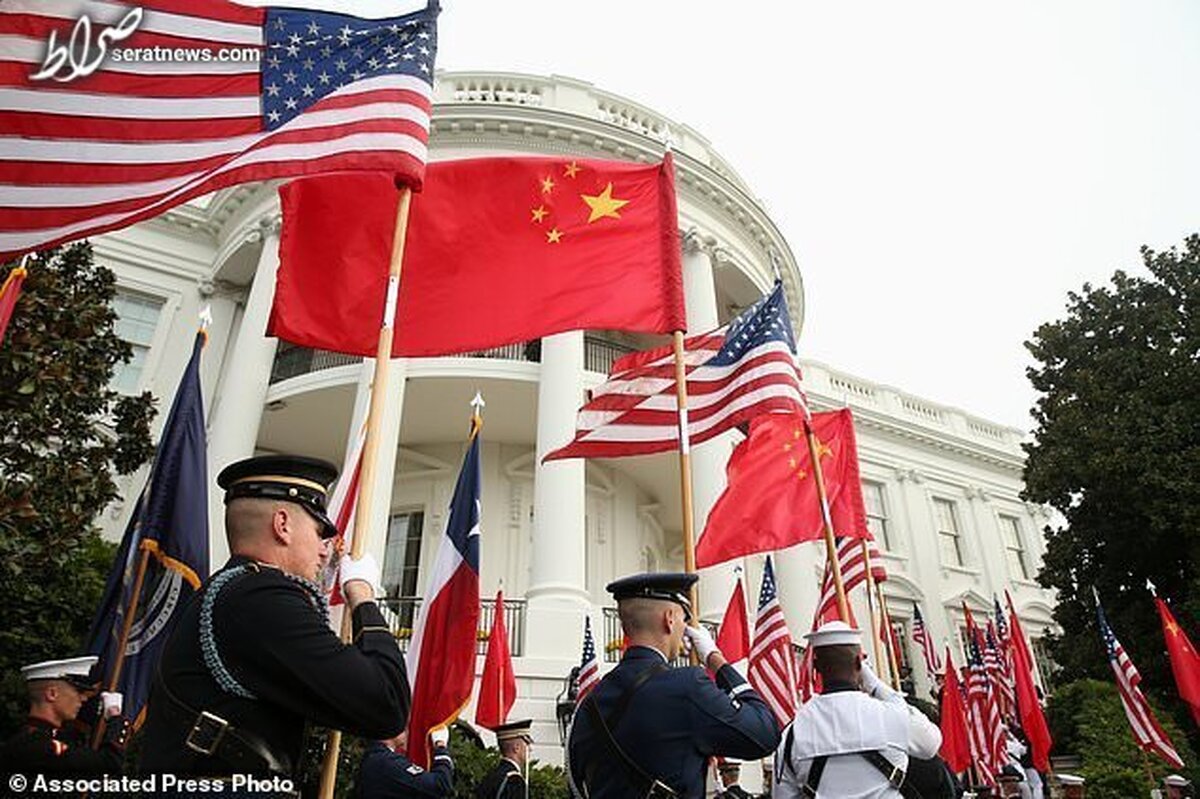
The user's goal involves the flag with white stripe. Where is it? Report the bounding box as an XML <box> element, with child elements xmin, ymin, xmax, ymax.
<box><xmin>0</xmin><ymin>0</ymin><xmax>436</xmax><ymax>260</ymax></box>
<box><xmin>815</xmin><ymin>536</ymin><xmax>886</xmax><ymax>624</ymax></box>
<box><xmin>545</xmin><ymin>283</ymin><xmax>805</xmax><ymax>461</ymax></box>
<box><xmin>576</xmin><ymin>616</ymin><xmax>600</xmax><ymax>701</ymax></box>
<box><xmin>748</xmin><ymin>556</ymin><xmax>798</xmax><ymax>726</ymax></box>
<box><xmin>912</xmin><ymin>605</ymin><xmax>942</xmax><ymax>676</ymax></box>
<box><xmin>1096</xmin><ymin>593</ymin><xmax>1184</xmax><ymax>768</ymax></box>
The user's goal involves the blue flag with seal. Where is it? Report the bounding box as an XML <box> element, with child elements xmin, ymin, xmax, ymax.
<box><xmin>86</xmin><ymin>330</ymin><xmax>210</xmax><ymax>723</ymax></box>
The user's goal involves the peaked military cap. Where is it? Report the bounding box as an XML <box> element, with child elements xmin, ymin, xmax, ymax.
<box><xmin>606</xmin><ymin>572</ymin><xmax>697</xmax><ymax>619</ymax></box>
<box><xmin>218</xmin><ymin>454</ymin><xmax>339</xmax><ymax>538</ymax></box>
<box><xmin>21</xmin><ymin>656</ymin><xmax>100</xmax><ymax>689</ymax></box>
<box><xmin>493</xmin><ymin>719</ymin><xmax>534</xmax><ymax>743</ymax></box>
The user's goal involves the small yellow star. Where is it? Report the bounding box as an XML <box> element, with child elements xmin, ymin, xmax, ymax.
<box><xmin>531</xmin><ymin>205</ymin><xmax>548</xmax><ymax>223</ymax></box>
<box><xmin>793</xmin><ymin>428</ymin><xmax>801</xmax><ymax>440</ymax></box>
<box><xmin>546</xmin><ymin>228</ymin><xmax>563</xmax><ymax>244</ymax></box>
<box><xmin>563</xmin><ymin>161</ymin><xmax>581</xmax><ymax>178</ymax></box>
<box><xmin>788</xmin><ymin>457</ymin><xmax>797</xmax><ymax>470</ymax></box>
<box><xmin>1167</xmin><ymin>621</ymin><xmax>1181</xmax><ymax>636</ymax></box>
<box><xmin>541</xmin><ymin>176</ymin><xmax>555</xmax><ymax>194</ymax></box>
<box><xmin>581</xmin><ymin>182</ymin><xmax>629</xmax><ymax>223</ymax></box>
<box><xmin>796</xmin><ymin>469</ymin><xmax>808</xmax><ymax>480</ymax></box>
<box><xmin>783</xmin><ymin>442</ymin><xmax>793</xmax><ymax>452</ymax></box>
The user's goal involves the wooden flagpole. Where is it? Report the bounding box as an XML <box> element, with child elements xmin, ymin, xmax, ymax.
<box><xmin>803</xmin><ymin>419</ymin><xmax>850</xmax><ymax>622</ymax></box>
<box><xmin>878</xmin><ymin>588</ymin><xmax>903</xmax><ymax>691</ymax></box>
<box><xmin>861</xmin><ymin>541</ymin><xmax>887</xmax><ymax>680</ymax></box>
<box><xmin>672</xmin><ymin>331</ymin><xmax>700</xmax><ymax>615</ymax></box>
<box><xmin>318</xmin><ymin>187</ymin><xmax>413</xmax><ymax>799</ymax></box>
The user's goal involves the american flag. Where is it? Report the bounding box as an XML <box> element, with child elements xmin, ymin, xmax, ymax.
<box><xmin>815</xmin><ymin>536</ymin><xmax>887</xmax><ymax>624</ymax></box>
<box><xmin>1096</xmin><ymin>593</ymin><xmax>1184</xmax><ymax>768</ymax></box>
<box><xmin>0</xmin><ymin>0</ymin><xmax>437</xmax><ymax>260</ymax></box>
<box><xmin>912</xmin><ymin>604</ymin><xmax>942</xmax><ymax>676</ymax></box>
<box><xmin>576</xmin><ymin>616</ymin><xmax>600</xmax><ymax>701</ymax></box>
<box><xmin>985</xmin><ymin>622</ymin><xmax>1015</xmax><ymax>721</ymax></box>
<box><xmin>748</xmin><ymin>556</ymin><xmax>798</xmax><ymax>726</ymax></box>
<box><xmin>964</xmin><ymin>610</ymin><xmax>1007</xmax><ymax>784</ymax></box>
<box><xmin>545</xmin><ymin>283</ymin><xmax>805</xmax><ymax>461</ymax></box>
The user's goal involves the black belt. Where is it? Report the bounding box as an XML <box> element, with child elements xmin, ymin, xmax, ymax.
<box><xmin>153</xmin><ymin>673</ymin><xmax>291</xmax><ymax>778</ymax></box>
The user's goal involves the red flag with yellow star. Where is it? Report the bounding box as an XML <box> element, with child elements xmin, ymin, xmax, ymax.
<box><xmin>269</xmin><ymin>155</ymin><xmax>685</xmax><ymax>356</ymax></box>
<box><xmin>695</xmin><ymin>409</ymin><xmax>870</xmax><ymax>568</ymax></box>
<box><xmin>1155</xmin><ymin>596</ymin><xmax>1200</xmax><ymax>726</ymax></box>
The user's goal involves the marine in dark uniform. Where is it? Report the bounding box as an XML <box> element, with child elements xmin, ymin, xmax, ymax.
<box><xmin>357</xmin><ymin>728</ymin><xmax>454</xmax><ymax>798</ymax></box>
<box><xmin>137</xmin><ymin>455</ymin><xmax>410</xmax><ymax>781</ymax></box>
<box><xmin>567</xmin><ymin>573</ymin><xmax>781</xmax><ymax>799</ymax></box>
<box><xmin>476</xmin><ymin>720</ymin><xmax>533</xmax><ymax>799</ymax></box>
<box><xmin>0</xmin><ymin>656</ymin><xmax>130</xmax><ymax>777</ymax></box>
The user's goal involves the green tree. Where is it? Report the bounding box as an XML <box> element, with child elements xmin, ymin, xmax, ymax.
<box><xmin>1023</xmin><ymin>235</ymin><xmax>1200</xmax><ymax>704</ymax></box>
<box><xmin>0</xmin><ymin>243</ymin><xmax>156</xmax><ymax>733</ymax></box>
<box><xmin>1047</xmin><ymin>680</ymin><xmax>1197</xmax><ymax>797</ymax></box>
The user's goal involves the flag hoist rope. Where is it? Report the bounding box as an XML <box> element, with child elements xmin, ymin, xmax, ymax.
<box><xmin>319</xmin><ymin>187</ymin><xmax>413</xmax><ymax>799</ymax></box>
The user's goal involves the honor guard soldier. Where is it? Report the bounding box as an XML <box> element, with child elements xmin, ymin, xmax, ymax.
<box><xmin>357</xmin><ymin>727</ymin><xmax>454</xmax><ymax>798</ymax></box>
<box><xmin>477</xmin><ymin>720</ymin><xmax>533</xmax><ymax>799</ymax></box>
<box><xmin>138</xmin><ymin>455</ymin><xmax>411</xmax><ymax>782</ymax></box>
<box><xmin>567</xmin><ymin>573</ymin><xmax>781</xmax><ymax>799</ymax></box>
<box><xmin>0</xmin><ymin>656</ymin><xmax>128</xmax><ymax>776</ymax></box>
<box><xmin>773</xmin><ymin>621</ymin><xmax>943</xmax><ymax>799</ymax></box>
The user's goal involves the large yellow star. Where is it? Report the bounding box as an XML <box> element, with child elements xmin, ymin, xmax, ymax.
<box><xmin>816</xmin><ymin>440</ymin><xmax>834</xmax><ymax>460</ymax></box>
<box><xmin>546</xmin><ymin>228</ymin><xmax>563</xmax><ymax>244</ymax></box>
<box><xmin>531</xmin><ymin>205</ymin><xmax>548</xmax><ymax>223</ymax></box>
<box><xmin>581</xmin><ymin>182</ymin><xmax>629</xmax><ymax>223</ymax></box>
<box><xmin>1167</xmin><ymin>620</ymin><xmax>1181</xmax><ymax>636</ymax></box>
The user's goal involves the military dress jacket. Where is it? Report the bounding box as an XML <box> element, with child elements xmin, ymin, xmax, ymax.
<box><xmin>567</xmin><ymin>646</ymin><xmax>780</xmax><ymax>799</ymax></box>
<box><xmin>356</xmin><ymin>742</ymin><xmax>454</xmax><ymax>798</ymax></box>
<box><xmin>0</xmin><ymin>717</ymin><xmax>126</xmax><ymax>777</ymax></box>
<box><xmin>138</xmin><ymin>556</ymin><xmax>410</xmax><ymax>777</ymax></box>
<box><xmin>476</xmin><ymin>758</ymin><xmax>524</xmax><ymax>799</ymax></box>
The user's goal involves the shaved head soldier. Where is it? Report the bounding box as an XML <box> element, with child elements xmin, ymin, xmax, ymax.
<box><xmin>138</xmin><ymin>455</ymin><xmax>410</xmax><ymax>786</ymax></box>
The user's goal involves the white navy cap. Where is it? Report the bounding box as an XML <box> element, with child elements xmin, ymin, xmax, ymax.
<box><xmin>1057</xmin><ymin>774</ymin><xmax>1085</xmax><ymax>786</ymax></box>
<box><xmin>1165</xmin><ymin>775</ymin><xmax>1191</xmax><ymax>787</ymax></box>
<box><xmin>20</xmin><ymin>656</ymin><xmax>99</xmax><ymax>687</ymax></box>
<box><xmin>804</xmin><ymin>620</ymin><xmax>863</xmax><ymax>648</ymax></box>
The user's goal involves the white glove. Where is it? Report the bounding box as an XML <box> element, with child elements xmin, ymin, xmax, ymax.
<box><xmin>683</xmin><ymin>624</ymin><xmax>719</xmax><ymax>664</ymax></box>
<box><xmin>430</xmin><ymin>727</ymin><xmax>449</xmax><ymax>747</ymax></box>
<box><xmin>860</xmin><ymin>660</ymin><xmax>885</xmax><ymax>697</ymax></box>
<box><xmin>100</xmin><ymin>691</ymin><xmax>123</xmax><ymax>718</ymax></box>
<box><xmin>339</xmin><ymin>553</ymin><xmax>382</xmax><ymax>598</ymax></box>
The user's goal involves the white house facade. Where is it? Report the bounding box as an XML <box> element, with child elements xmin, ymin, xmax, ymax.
<box><xmin>89</xmin><ymin>70</ymin><xmax>1057</xmax><ymax>771</ymax></box>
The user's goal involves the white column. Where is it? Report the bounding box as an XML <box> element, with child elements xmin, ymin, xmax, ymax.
<box><xmin>526</xmin><ymin>331</ymin><xmax>589</xmax><ymax>658</ymax></box>
<box><xmin>683</xmin><ymin>230</ymin><xmax>740</xmax><ymax>621</ymax></box>
<box><xmin>345</xmin><ymin>357</ymin><xmax>408</xmax><ymax>568</ymax></box>
<box><xmin>205</xmin><ymin>215</ymin><xmax>281</xmax><ymax>569</ymax></box>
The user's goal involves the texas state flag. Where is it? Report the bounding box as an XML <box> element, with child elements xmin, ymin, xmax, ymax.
<box><xmin>404</xmin><ymin>419</ymin><xmax>482</xmax><ymax>767</ymax></box>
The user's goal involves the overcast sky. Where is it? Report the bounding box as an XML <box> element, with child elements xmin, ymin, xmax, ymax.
<box><xmin>263</xmin><ymin>1</ymin><xmax>1200</xmax><ymax>431</ymax></box>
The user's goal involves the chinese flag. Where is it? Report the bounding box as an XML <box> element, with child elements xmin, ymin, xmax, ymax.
<box><xmin>1005</xmin><ymin>591</ymin><xmax>1053</xmax><ymax>770</ymax></box>
<box><xmin>716</xmin><ymin>579</ymin><xmax>751</xmax><ymax>671</ymax></box>
<box><xmin>696</xmin><ymin>409</ymin><xmax>870</xmax><ymax>568</ymax></box>
<box><xmin>0</xmin><ymin>263</ymin><xmax>27</xmax><ymax>347</ymax></box>
<box><xmin>1154</xmin><ymin>596</ymin><xmax>1200</xmax><ymax>726</ymax></box>
<box><xmin>939</xmin><ymin>648</ymin><xmax>973</xmax><ymax>774</ymax></box>
<box><xmin>269</xmin><ymin>156</ymin><xmax>685</xmax><ymax>357</ymax></box>
<box><xmin>475</xmin><ymin>590</ymin><xmax>516</xmax><ymax>731</ymax></box>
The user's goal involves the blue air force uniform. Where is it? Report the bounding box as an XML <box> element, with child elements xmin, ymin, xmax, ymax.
<box><xmin>357</xmin><ymin>741</ymin><xmax>454</xmax><ymax>798</ymax></box>
<box><xmin>567</xmin><ymin>573</ymin><xmax>780</xmax><ymax>799</ymax></box>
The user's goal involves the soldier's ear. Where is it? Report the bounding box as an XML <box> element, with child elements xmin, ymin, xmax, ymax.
<box><xmin>271</xmin><ymin>507</ymin><xmax>292</xmax><ymax>544</ymax></box>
